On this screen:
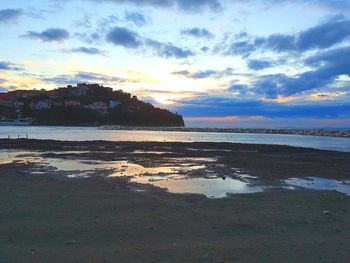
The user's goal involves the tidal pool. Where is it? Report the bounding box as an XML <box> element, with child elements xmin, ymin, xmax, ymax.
<box><xmin>1</xmin><ymin>149</ymin><xmax>350</xmax><ymax>198</ymax></box>
<box><xmin>132</xmin><ymin>176</ymin><xmax>264</xmax><ymax>198</ymax></box>
<box><xmin>285</xmin><ymin>177</ymin><xmax>350</xmax><ymax>196</ymax></box>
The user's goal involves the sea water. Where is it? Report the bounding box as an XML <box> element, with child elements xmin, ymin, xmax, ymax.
<box><xmin>1</xmin><ymin>126</ymin><xmax>350</xmax><ymax>152</ymax></box>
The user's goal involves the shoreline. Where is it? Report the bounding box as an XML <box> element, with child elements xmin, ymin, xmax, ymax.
<box><xmin>101</xmin><ymin>125</ymin><xmax>350</xmax><ymax>138</ymax></box>
<box><xmin>1</xmin><ymin>138</ymin><xmax>350</xmax><ymax>180</ymax></box>
<box><xmin>1</xmin><ymin>124</ymin><xmax>350</xmax><ymax>138</ymax></box>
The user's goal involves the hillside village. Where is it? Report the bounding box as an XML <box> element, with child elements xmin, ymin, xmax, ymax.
<box><xmin>0</xmin><ymin>83</ymin><xmax>184</xmax><ymax>126</ymax></box>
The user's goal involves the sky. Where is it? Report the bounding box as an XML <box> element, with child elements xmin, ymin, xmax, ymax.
<box><xmin>0</xmin><ymin>0</ymin><xmax>349</xmax><ymax>128</ymax></box>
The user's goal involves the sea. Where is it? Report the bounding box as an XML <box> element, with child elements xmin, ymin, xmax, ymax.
<box><xmin>0</xmin><ymin>126</ymin><xmax>350</xmax><ymax>152</ymax></box>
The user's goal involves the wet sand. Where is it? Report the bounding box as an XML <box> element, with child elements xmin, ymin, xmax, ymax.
<box><xmin>1</xmin><ymin>138</ymin><xmax>350</xmax><ymax>179</ymax></box>
<box><xmin>1</xmin><ymin>139</ymin><xmax>350</xmax><ymax>262</ymax></box>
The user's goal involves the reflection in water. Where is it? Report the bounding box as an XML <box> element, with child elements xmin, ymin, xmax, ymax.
<box><xmin>0</xmin><ymin>150</ymin><xmax>41</xmax><ymax>164</ymax></box>
<box><xmin>132</xmin><ymin>150</ymin><xmax>173</xmax><ymax>155</ymax></box>
<box><xmin>1</xmin><ymin>149</ymin><xmax>350</xmax><ymax>198</ymax></box>
<box><xmin>0</xmin><ymin>126</ymin><xmax>350</xmax><ymax>151</ymax></box>
<box><xmin>109</xmin><ymin>161</ymin><xmax>178</xmax><ymax>177</ymax></box>
<box><xmin>44</xmin><ymin>159</ymin><xmax>105</xmax><ymax>171</ymax></box>
<box><xmin>132</xmin><ymin>176</ymin><xmax>264</xmax><ymax>198</ymax></box>
<box><xmin>285</xmin><ymin>177</ymin><xmax>350</xmax><ymax>196</ymax></box>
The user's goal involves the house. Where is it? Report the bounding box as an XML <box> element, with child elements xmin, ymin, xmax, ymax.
<box><xmin>46</xmin><ymin>89</ymin><xmax>60</xmax><ymax>99</ymax></box>
<box><xmin>72</xmin><ymin>83</ymin><xmax>89</xmax><ymax>97</ymax></box>
<box><xmin>53</xmin><ymin>101</ymin><xmax>64</xmax><ymax>107</ymax></box>
<box><xmin>0</xmin><ymin>99</ymin><xmax>14</xmax><ymax>108</ymax></box>
<box><xmin>15</xmin><ymin>90</ymin><xmax>39</xmax><ymax>99</ymax></box>
<box><xmin>57</xmin><ymin>87</ymin><xmax>70</xmax><ymax>97</ymax></box>
<box><xmin>0</xmin><ymin>92</ymin><xmax>12</xmax><ymax>100</ymax></box>
<box><xmin>86</xmin><ymin>101</ymin><xmax>108</xmax><ymax>114</ymax></box>
<box><xmin>14</xmin><ymin>101</ymin><xmax>24</xmax><ymax>113</ymax></box>
<box><xmin>7</xmin><ymin>90</ymin><xmax>29</xmax><ymax>99</ymax></box>
<box><xmin>109</xmin><ymin>100</ymin><xmax>121</xmax><ymax>109</ymax></box>
<box><xmin>64</xmin><ymin>100</ymin><xmax>80</xmax><ymax>108</ymax></box>
<box><xmin>29</xmin><ymin>100</ymin><xmax>52</xmax><ymax>110</ymax></box>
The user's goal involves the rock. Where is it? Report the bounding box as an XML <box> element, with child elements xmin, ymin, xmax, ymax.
<box><xmin>323</xmin><ymin>210</ymin><xmax>330</xmax><ymax>215</ymax></box>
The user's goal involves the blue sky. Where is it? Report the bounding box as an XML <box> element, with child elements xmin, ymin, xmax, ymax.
<box><xmin>0</xmin><ymin>0</ymin><xmax>349</xmax><ymax>127</ymax></box>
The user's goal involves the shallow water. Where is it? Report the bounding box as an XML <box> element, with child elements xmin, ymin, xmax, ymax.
<box><xmin>285</xmin><ymin>177</ymin><xmax>350</xmax><ymax>196</ymax></box>
<box><xmin>0</xmin><ymin>150</ymin><xmax>42</xmax><ymax>164</ymax></box>
<box><xmin>132</xmin><ymin>176</ymin><xmax>264</xmax><ymax>198</ymax></box>
<box><xmin>132</xmin><ymin>175</ymin><xmax>350</xmax><ymax>198</ymax></box>
<box><xmin>1</xmin><ymin>126</ymin><xmax>350</xmax><ymax>152</ymax></box>
<box><xmin>1</xmin><ymin>149</ymin><xmax>350</xmax><ymax>198</ymax></box>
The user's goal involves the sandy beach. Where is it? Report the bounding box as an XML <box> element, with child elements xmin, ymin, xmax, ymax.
<box><xmin>1</xmin><ymin>139</ymin><xmax>350</xmax><ymax>262</ymax></box>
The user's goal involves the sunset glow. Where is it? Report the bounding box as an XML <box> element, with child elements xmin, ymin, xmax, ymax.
<box><xmin>0</xmin><ymin>0</ymin><xmax>349</xmax><ymax>127</ymax></box>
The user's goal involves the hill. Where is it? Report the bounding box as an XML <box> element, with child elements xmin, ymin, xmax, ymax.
<box><xmin>0</xmin><ymin>83</ymin><xmax>184</xmax><ymax>127</ymax></box>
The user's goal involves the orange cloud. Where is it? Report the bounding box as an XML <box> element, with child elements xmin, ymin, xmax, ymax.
<box><xmin>308</xmin><ymin>92</ymin><xmax>345</xmax><ymax>101</ymax></box>
<box><xmin>261</xmin><ymin>95</ymin><xmax>297</xmax><ymax>103</ymax></box>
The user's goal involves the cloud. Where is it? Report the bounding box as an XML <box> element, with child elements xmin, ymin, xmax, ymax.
<box><xmin>106</xmin><ymin>26</ymin><xmax>141</xmax><ymax>48</ymax></box>
<box><xmin>305</xmin><ymin>45</ymin><xmax>350</xmax><ymax>71</ymax></box>
<box><xmin>74</xmin><ymin>32</ymin><xmax>102</xmax><ymax>44</ymax></box>
<box><xmin>228</xmin><ymin>34</ymin><xmax>296</xmax><ymax>56</ymax></box>
<box><xmin>181</xmin><ymin>27</ymin><xmax>214</xmax><ymax>39</ymax></box>
<box><xmin>228</xmin><ymin>84</ymin><xmax>249</xmax><ymax>95</ymax></box>
<box><xmin>71</xmin><ymin>0</ymin><xmax>221</xmax><ymax>12</ymax></box>
<box><xmin>252</xmin><ymin>70</ymin><xmax>341</xmax><ymax>99</ymax></box>
<box><xmin>64</xmin><ymin>46</ymin><xmax>107</xmax><ymax>56</ymax></box>
<box><xmin>185</xmin><ymin>116</ymin><xmax>350</xmax><ymax>128</ymax></box>
<box><xmin>0</xmin><ymin>9</ymin><xmax>23</xmax><ymax>23</ymax></box>
<box><xmin>185</xmin><ymin>115</ymin><xmax>265</xmax><ymax>122</ymax></box>
<box><xmin>297</xmin><ymin>18</ymin><xmax>350</xmax><ymax>51</ymax></box>
<box><xmin>226</xmin><ymin>18</ymin><xmax>350</xmax><ymax>56</ymax></box>
<box><xmin>41</xmin><ymin>71</ymin><xmax>143</xmax><ymax>86</ymax></box>
<box><xmin>260</xmin><ymin>0</ymin><xmax>350</xmax><ymax>13</ymax></box>
<box><xmin>172</xmin><ymin>68</ymin><xmax>234</xmax><ymax>79</ymax></box>
<box><xmin>250</xmin><ymin>46</ymin><xmax>350</xmax><ymax>98</ymax></box>
<box><xmin>172</xmin><ymin>95</ymin><xmax>350</xmax><ymax>119</ymax></box>
<box><xmin>124</xmin><ymin>11</ymin><xmax>149</xmax><ymax>27</ymax></box>
<box><xmin>145</xmin><ymin>39</ymin><xmax>194</xmax><ymax>59</ymax></box>
<box><xmin>227</xmin><ymin>40</ymin><xmax>258</xmax><ymax>57</ymax></box>
<box><xmin>106</xmin><ymin>26</ymin><xmax>194</xmax><ymax>59</ymax></box>
<box><xmin>43</xmin><ymin>71</ymin><xmax>130</xmax><ymax>85</ymax></box>
<box><xmin>173</xmin><ymin>69</ymin><xmax>217</xmax><ymax>79</ymax></box>
<box><xmin>0</xmin><ymin>61</ymin><xmax>23</xmax><ymax>71</ymax></box>
<box><xmin>0</xmin><ymin>85</ymin><xmax>16</xmax><ymax>92</ymax></box>
<box><xmin>24</xmin><ymin>28</ymin><xmax>70</xmax><ymax>42</ymax></box>
<box><xmin>172</xmin><ymin>47</ymin><xmax>350</xmax><ymax>99</ymax></box>
<box><xmin>75</xmin><ymin>14</ymin><xmax>93</xmax><ymax>28</ymax></box>
<box><xmin>172</xmin><ymin>70</ymin><xmax>192</xmax><ymax>77</ymax></box>
<box><xmin>247</xmin><ymin>59</ymin><xmax>273</xmax><ymax>70</ymax></box>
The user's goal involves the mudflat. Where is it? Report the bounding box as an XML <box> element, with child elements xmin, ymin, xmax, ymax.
<box><xmin>1</xmin><ymin>139</ymin><xmax>350</xmax><ymax>262</ymax></box>
<box><xmin>1</xmin><ymin>138</ymin><xmax>350</xmax><ymax>179</ymax></box>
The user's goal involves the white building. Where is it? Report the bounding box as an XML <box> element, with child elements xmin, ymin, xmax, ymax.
<box><xmin>29</xmin><ymin>100</ymin><xmax>52</xmax><ymax>110</ymax></box>
<box><xmin>86</xmin><ymin>101</ymin><xmax>108</xmax><ymax>114</ymax></box>
<box><xmin>72</xmin><ymin>84</ymin><xmax>89</xmax><ymax>97</ymax></box>
<box><xmin>109</xmin><ymin>100</ymin><xmax>121</xmax><ymax>109</ymax></box>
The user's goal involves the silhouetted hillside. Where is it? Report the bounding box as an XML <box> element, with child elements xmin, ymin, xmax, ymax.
<box><xmin>0</xmin><ymin>83</ymin><xmax>184</xmax><ymax>127</ymax></box>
